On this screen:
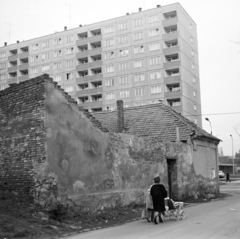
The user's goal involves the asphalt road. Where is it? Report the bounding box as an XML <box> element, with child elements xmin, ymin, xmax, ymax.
<box><xmin>66</xmin><ymin>192</ymin><xmax>240</xmax><ymax>239</ymax></box>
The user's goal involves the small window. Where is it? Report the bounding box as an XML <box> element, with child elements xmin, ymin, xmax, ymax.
<box><xmin>133</xmin><ymin>31</ymin><xmax>143</xmax><ymax>41</ymax></box>
<box><xmin>133</xmin><ymin>59</ymin><xmax>144</xmax><ymax>68</ymax></box>
<box><xmin>193</xmin><ymin>77</ymin><xmax>195</xmax><ymax>83</ymax></box>
<box><xmin>105</xmin><ymin>51</ymin><xmax>114</xmax><ymax>60</ymax></box>
<box><xmin>66</xmin><ymin>72</ymin><xmax>74</xmax><ymax>80</ymax></box>
<box><xmin>119</xmin><ymin>62</ymin><xmax>129</xmax><ymax>71</ymax></box>
<box><xmin>194</xmin><ymin>104</ymin><xmax>197</xmax><ymax>111</ymax></box>
<box><xmin>191</xmin><ymin>37</ymin><xmax>193</xmax><ymax>44</ymax></box>
<box><xmin>119</xmin><ymin>75</ymin><xmax>129</xmax><ymax>85</ymax></box>
<box><xmin>105</xmin><ymin>38</ymin><xmax>114</xmax><ymax>47</ymax></box>
<box><xmin>133</xmin><ymin>18</ymin><xmax>143</xmax><ymax>27</ymax></box>
<box><xmin>133</xmin><ymin>45</ymin><xmax>144</xmax><ymax>54</ymax></box>
<box><xmin>105</xmin><ymin>92</ymin><xmax>115</xmax><ymax>100</ymax></box>
<box><xmin>135</xmin><ymin>87</ymin><xmax>145</xmax><ymax>96</ymax></box>
<box><xmin>105</xmin><ymin>25</ymin><xmax>114</xmax><ymax>33</ymax></box>
<box><xmin>105</xmin><ymin>65</ymin><xmax>114</xmax><ymax>73</ymax></box>
<box><xmin>134</xmin><ymin>73</ymin><xmax>145</xmax><ymax>82</ymax></box>
<box><xmin>105</xmin><ymin>78</ymin><xmax>114</xmax><ymax>87</ymax></box>
<box><xmin>149</xmin><ymin>28</ymin><xmax>159</xmax><ymax>37</ymax></box>
<box><xmin>151</xmin><ymin>85</ymin><xmax>161</xmax><ymax>94</ymax></box>
<box><xmin>191</xmin><ymin>62</ymin><xmax>195</xmax><ymax>70</ymax></box>
<box><xmin>148</xmin><ymin>15</ymin><xmax>159</xmax><ymax>23</ymax></box>
<box><xmin>191</xmin><ymin>50</ymin><xmax>194</xmax><ymax>57</ymax></box>
<box><xmin>193</xmin><ymin>91</ymin><xmax>196</xmax><ymax>97</ymax></box>
<box><xmin>120</xmin><ymin>90</ymin><xmax>130</xmax><ymax>98</ymax></box>
<box><xmin>149</xmin><ymin>42</ymin><xmax>160</xmax><ymax>51</ymax></box>
<box><xmin>150</xmin><ymin>56</ymin><xmax>161</xmax><ymax>66</ymax></box>
<box><xmin>119</xmin><ymin>49</ymin><xmax>129</xmax><ymax>57</ymax></box>
<box><xmin>119</xmin><ymin>35</ymin><xmax>128</xmax><ymax>44</ymax></box>
<box><xmin>0</xmin><ymin>51</ymin><xmax>7</xmax><ymax>58</ymax></box>
<box><xmin>150</xmin><ymin>71</ymin><xmax>161</xmax><ymax>80</ymax></box>
<box><xmin>119</xmin><ymin>22</ymin><xmax>127</xmax><ymax>30</ymax></box>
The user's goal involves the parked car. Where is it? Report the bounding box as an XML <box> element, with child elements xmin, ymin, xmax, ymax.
<box><xmin>219</xmin><ymin>171</ymin><xmax>225</xmax><ymax>178</ymax></box>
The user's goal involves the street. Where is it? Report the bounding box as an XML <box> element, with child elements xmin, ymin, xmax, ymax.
<box><xmin>66</xmin><ymin>192</ymin><xmax>240</xmax><ymax>239</ymax></box>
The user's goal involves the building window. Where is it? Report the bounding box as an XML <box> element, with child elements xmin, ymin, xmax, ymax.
<box><xmin>0</xmin><ymin>62</ymin><xmax>6</xmax><ymax>70</ymax></box>
<box><xmin>0</xmin><ymin>74</ymin><xmax>6</xmax><ymax>81</ymax></box>
<box><xmin>133</xmin><ymin>31</ymin><xmax>143</xmax><ymax>41</ymax></box>
<box><xmin>54</xmin><ymin>38</ymin><xmax>62</xmax><ymax>45</ymax></box>
<box><xmin>133</xmin><ymin>59</ymin><xmax>144</xmax><ymax>68</ymax></box>
<box><xmin>105</xmin><ymin>65</ymin><xmax>114</xmax><ymax>73</ymax></box>
<box><xmin>105</xmin><ymin>38</ymin><xmax>114</xmax><ymax>47</ymax></box>
<box><xmin>193</xmin><ymin>77</ymin><xmax>195</xmax><ymax>83</ymax></box>
<box><xmin>135</xmin><ymin>87</ymin><xmax>144</xmax><ymax>96</ymax></box>
<box><xmin>193</xmin><ymin>90</ymin><xmax>196</xmax><ymax>97</ymax></box>
<box><xmin>53</xmin><ymin>50</ymin><xmax>62</xmax><ymax>57</ymax></box>
<box><xmin>149</xmin><ymin>42</ymin><xmax>160</xmax><ymax>51</ymax></box>
<box><xmin>53</xmin><ymin>62</ymin><xmax>62</xmax><ymax>70</ymax></box>
<box><xmin>105</xmin><ymin>25</ymin><xmax>114</xmax><ymax>33</ymax></box>
<box><xmin>0</xmin><ymin>51</ymin><xmax>6</xmax><ymax>58</ymax></box>
<box><xmin>133</xmin><ymin>18</ymin><xmax>143</xmax><ymax>27</ymax></box>
<box><xmin>151</xmin><ymin>85</ymin><xmax>161</xmax><ymax>94</ymax></box>
<box><xmin>54</xmin><ymin>74</ymin><xmax>61</xmax><ymax>82</ymax></box>
<box><xmin>66</xmin><ymin>35</ymin><xmax>74</xmax><ymax>43</ymax></box>
<box><xmin>190</xmin><ymin>24</ymin><xmax>193</xmax><ymax>31</ymax></box>
<box><xmin>42</xmin><ymin>52</ymin><xmax>49</xmax><ymax>61</ymax></box>
<box><xmin>148</xmin><ymin>15</ymin><xmax>159</xmax><ymax>23</ymax></box>
<box><xmin>119</xmin><ymin>75</ymin><xmax>129</xmax><ymax>85</ymax></box>
<box><xmin>120</xmin><ymin>90</ymin><xmax>130</xmax><ymax>98</ymax></box>
<box><xmin>42</xmin><ymin>65</ymin><xmax>50</xmax><ymax>72</ymax></box>
<box><xmin>42</xmin><ymin>41</ymin><xmax>49</xmax><ymax>49</ymax></box>
<box><xmin>119</xmin><ymin>35</ymin><xmax>128</xmax><ymax>44</ymax></box>
<box><xmin>194</xmin><ymin>104</ymin><xmax>197</xmax><ymax>111</ymax></box>
<box><xmin>119</xmin><ymin>62</ymin><xmax>129</xmax><ymax>71</ymax></box>
<box><xmin>191</xmin><ymin>50</ymin><xmax>194</xmax><ymax>57</ymax></box>
<box><xmin>66</xmin><ymin>47</ymin><xmax>74</xmax><ymax>55</ymax></box>
<box><xmin>65</xmin><ymin>85</ymin><xmax>74</xmax><ymax>92</ymax></box>
<box><xmin>66</xmin><ymin>59</ymin><xmax>74</xmax><ymax>68</ymax></box>
<box><xmin>66</xmin><ymin>72</ymin><xmax>74</xmax><ymax>80</ymax></box>
<box><xmin>119</xmin><ymin>49</ymin><xmax>129</xmax><ymax>57</ymax></box>
<box><xmin>105</xmin><ymin>51</ymin><xmax>114</xmax><ymax>59</ymax></box>
<box><xmin>30</xmin><ymin>55</ymin><xmax>39</xmax><ymax>63</ymax></box>
<box><xmin>191</xmin><ymin>37</ymin><xmax>193</xmax><ymax>44</ymax></box>
<box><xmin>31</xmin><ymin>43</ymin><xmax>38</xmax><ymax>51</ymax></box>
<box><xmin>150</xmin><ymin>56</ymin><xmax>161</xmax><ymax>66</ymax></box>
<box><xmin>119</xmin><ymin>22</ymin><xmax>127</xmax><ymax>30</ymax></box>
<box><xmin>167</xmin><ymin>98</ymin><xmax>181</xmax><ymax>106</ymax></box>
<box><xmin>134</xmin><ymin>73</ymin><xmax>145</xmax><ymax>82</ymax></box>
<box><xmin>105</xmin><ymin>78</ymin><xmax>114</xmax><ymax>87</ymax></box>
<box><xmin>149</xmin><ymin>28</ymin><xmax>159</xmax><ymax>37</ymax></box>
<box><xmin>150</xmin><ymin>71</ymin><xmax>161</xmax><ymax>80</ymax></box>
<box><xmin>30</xmin><ymin>67</ymin><xmax>38</xmax><ymax>74</ymax></box>
<box><xmin>166</xmin><ymin>84</ymin><xmax>180</xmax><ymax>92</ymax></box>
<box><xmin>105</xmin><ymin>92</ymin><xmax>115</xmax><ymax>100</ymax></box>
<box><xmin>133</xmin><ymin>45</ymin><xmax>144</xmax><ymax>54</ymax></box>
<box><xmin>0</xmin><ymin>84</ymin><xmax>7</xmax><ymax>91</ymax></box>
<box><xmin>192</xmin><ymin>62</ymin><xmax>195</xmax><ymax>70</ymax></box>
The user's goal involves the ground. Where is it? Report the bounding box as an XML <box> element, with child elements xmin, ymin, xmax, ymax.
<box><xmin>0</xmin><ymin>193</ymin><xmax>227</xmax><ymax>239</ymax></box>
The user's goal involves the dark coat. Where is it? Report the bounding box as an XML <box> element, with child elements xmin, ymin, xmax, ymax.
<box><xmin>150</xmin><ymin>183</ymin><xmax>167</xmax><ymax>212</ymax></box>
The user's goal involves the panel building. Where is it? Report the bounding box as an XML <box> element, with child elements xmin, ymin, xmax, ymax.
<box><xmin>0</xmin><ymin>3</ymin><xmax>202</xmax><ymax>126</ymax></box>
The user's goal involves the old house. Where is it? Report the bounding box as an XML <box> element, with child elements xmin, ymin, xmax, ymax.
<box><xmin>0</xmin><ymin>74</ymin><xmax>220</xmax><ymax>213</ymax></box>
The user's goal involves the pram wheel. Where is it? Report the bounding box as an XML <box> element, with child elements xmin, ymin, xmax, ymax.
<box><xmin>180</xmin><ymin>211</ymin><xmax>185</xmax><ymax>220</ymax></box>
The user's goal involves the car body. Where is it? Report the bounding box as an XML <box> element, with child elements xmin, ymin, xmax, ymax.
<box><xmin>219</xmin><ymin>171</ymin><xmax>225</xmax><ymax>178</ymax></box>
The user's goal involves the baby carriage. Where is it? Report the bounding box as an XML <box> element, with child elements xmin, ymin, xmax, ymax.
<box><xmin>163</xmin><ymin>197</ymin><xmax>185</xmax><ymax>221</ymax></box>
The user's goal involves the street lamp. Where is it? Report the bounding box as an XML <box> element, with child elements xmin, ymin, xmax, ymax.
<box><xmin>230</xmin><ymin>134</ymin><xmax>234</xmax><ymax>175</ymax></box>
<box><xmin>205</xmin><ymin>118</ymin><xmax>212</xmax><ymax>134</ymax></box>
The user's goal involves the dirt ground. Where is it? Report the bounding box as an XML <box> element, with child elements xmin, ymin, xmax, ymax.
<box><xmin>0</xmin><ymin>194</ymin><xmax>228</xmax><ymax>239</ymax></box>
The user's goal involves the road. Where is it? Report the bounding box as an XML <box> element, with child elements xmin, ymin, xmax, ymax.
<box><xmin>67</xmin><ymin>191</ymin><xmax>240</xmax><ymax>239</ymax></box>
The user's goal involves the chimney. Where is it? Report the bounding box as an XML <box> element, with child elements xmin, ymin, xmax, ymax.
<box><xmin>157</xmin><ymin>5</ymin><xmax>161</xmax><ymax>8</ymax></box>
<box><xmin>117</xmin><ymin>100</ymin><xmax>124</xmax><ymax>133</ymax></box>
<box><xmin>139</xmin><ymin>8</ymin><xmax>142</xmax><ymax>12</ymax></box>
<box><xmin>4</xmin><ymin>42</ymin><xmax>7</xmax><ymax>46</ymax></box>
<box><xmin>17</xmin><ymin>40</ymin><xmax>19</xmax><ymax>43</ymax></box>
<box><xmin>79</xmin><ymin>24</ymin><xmax>82</xmax><ymax>27</ymax></box>
<box><xmin>126</xmin><ymin>13</ymin><xmax>129</xmax><ymax>15</ymax></box>
<box><xmin>64</xmin><ymin>26</ymin><xmax>67</xmax><ymax>31</ymax></box>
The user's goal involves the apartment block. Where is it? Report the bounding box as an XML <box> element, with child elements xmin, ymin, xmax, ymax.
<box><xmin>0</xmin><ymin>3</ymin><xmax>202</xmax><ymax>126</ymax></box>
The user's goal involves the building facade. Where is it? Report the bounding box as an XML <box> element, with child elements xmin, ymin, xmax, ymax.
<box><xmin>0</xmin><ymin>3</ymin><xmax>202</xmax><ymax>126</ymax></box>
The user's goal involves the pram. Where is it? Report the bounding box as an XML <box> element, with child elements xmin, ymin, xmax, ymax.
<box><xmin>163</xmin><ymin>197</ymin><xmax>185</xmax><ymax>221</ymax></box>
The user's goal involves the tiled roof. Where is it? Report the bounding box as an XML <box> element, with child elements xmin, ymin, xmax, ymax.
<box><xmin>92</xmin><ymin>103</ymin><xmax>221</xmax><ymax>142</ymax></box>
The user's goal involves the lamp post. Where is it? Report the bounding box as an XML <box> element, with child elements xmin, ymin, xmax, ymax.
<box><xmin>205</xmin><ymin>118</ymin><xmax>212</xmax><ymax>134</ymax></box>
<box><xmin>230</xmin><ymin>134</ymin><xmax>234</xmax><ymax>175</ymax></box>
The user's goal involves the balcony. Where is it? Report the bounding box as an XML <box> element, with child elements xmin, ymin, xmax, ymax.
<box><xmin>77</xmin><ymin>83</ymin><xmax>88</xmax><ymax>91</ymax></box>
<box><xmin>76</xmin><ymin>73</ymin><xmax>103</xmax><ymax>83</ymax></box>
<box><xmin>165</xmin><ymin>68</ymin><xmax>180</xmax><ymax>78</ymax></box>
<box><xmin>166</xmin><ymin>98</ymin><xmax>181</xmax><ymax>112</ymax></box>
<box><xmin>8</xmin><ymin>54</ymin><xmax>18</xmax><ymax>61</ymax></box>
<box><xmin>163</xmin><ymin>26</ymin><xmax>178</xmax><ymax>41</ymax></box>
<box><xmin>19</xmin><ymin>52</ymin><xmax>29</xmax><ymax>59</ymax></box>
<box><xmin>165</xmin><ymin>90</ymin><xmax>181</xmax><ymax>98</ymax></box>
<box><xmin>8</xmin><ymin>65</ymin><xmax>18</xmax><ymax>72</ymax></box>
<box><xmin>8</xmin><ymin>78</ymin><xmax>18</xmax><ymax>84</ymax></box>
<box><xmin>76</xmin><ymin>49</ymin><xmax>89</xmax><ymax>58</ymax></box>
<box><xmin>89</xmin><ymin>47</ymin><xmax>102</xmax><ymax>56</ymax></box>
<box><xmin>19</xmin><ymin>63</ymin><xmax>29</xmax><ymax>70</ymax></box>
<box><xmin>163</xmin><ymin>11</ymin><xmax>177</xmax><ymax>20</ymax></box>
<box><xmin>19</xmin><ymin>75</ymin><xmax>29</xmax><ymax>82</ymax></box>
<box><xmin>90</xmin><ymin>60</ymin><xmax>102</xmax><ymax>68</ymax></box>
<box><xmin>88</xmin><ymin>34</ymin><xmax>102</xmax><ymax>43</ymax></box>
<box><xmin>164</xmin><ymin>54</ymin><xmax>180</xmax><ymax>68</ymax></box>
<box><xmin>76</xmin><ymin>63</ymin><xmax>89</xmax><ymax>71</ymax></box>
<box><xmin>162</xmin><ymin>17</ymin><xmax>178</xmax><ymax>27</ymax></box>
<box><xmin>164</xmin><ymin>75</ymin><xmax>181</xmax><ymax>84</ymax></box>
<box><xmin>76</xmin><ymin>38</ymin><xmax>88</xmax><ymax>45</ymax></box>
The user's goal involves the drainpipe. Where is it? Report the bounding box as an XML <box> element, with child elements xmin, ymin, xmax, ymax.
<box><xmin>117</xmin><ymin>100</ymin><xmax>124</xmax><ymax>133</ymax></box>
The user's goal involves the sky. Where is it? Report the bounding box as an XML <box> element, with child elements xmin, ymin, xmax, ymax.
<box><xmin>0</xmin><ymin>0</ymin><xmax>239</xmax><ymax>156</ymax></box>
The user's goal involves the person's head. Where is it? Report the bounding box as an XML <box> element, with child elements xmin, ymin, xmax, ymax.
<box><xmin>154</xmin><ymin>176</ymin><xmax>160</xmax><ymax>183</ymax></box>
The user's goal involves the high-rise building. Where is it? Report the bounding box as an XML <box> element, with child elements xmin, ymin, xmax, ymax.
<box><xmin>0</xmin><ymin>3</ymin><xmax>202</xmax><ymax>126</ymax></box>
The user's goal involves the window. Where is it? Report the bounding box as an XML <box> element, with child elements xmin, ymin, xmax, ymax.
<box><xmin>66</xmin><ymin>59</ymin><xmax>74</xmax><ymax>68</ymax></box>
<box><xmin>191</xmin><ymin>37</ymin><xmax>193</xmax><ymax>44</ymax></box>
<box><xmin>191</xmin><ymin>50</ymin><xmax>194</xmax><ymax>57</ymax></box>
<box><xmin>53</xmin><ymin>50</ymin><xmax>62</xmax><ymax>57</ymax></box>
<box><xmin>0</xmin><ymin>51</ymin><xmax>6</xmax><ymax>58</ymax></box>
<box><xmin>30</xmin><ymin>67</ymin><xmax>38</xmax><ymax>74</ymax></box>
<box><xmin>190</xmin><ymin>24</ymin><xmax>193</xmax><ymax>31</ymax></box>
<box><xmin>107</xmin><ymin>105</ymin><xmax>116</xmax><ymax>111</ymax></box>
<box><xmin>193</xmin><ymin>90</ymin><xmax>196</xmax><ymax>97</ymax></box>
<box><xmin>120</xmin><ymin>90</ymin><xmax>130</xmax><ymax>98</ymax></box>
<box><xmin>53</xmin><ymin>62</ymin><xmax>62</xmax><ymax>70</ymax></box>
<box><xmin>150</xmin><ymin>71</ymin><xmax>161</xmax><ymax>80</ymax></box>
<box><xmin>148</xmin><ymin>15</ymin><xmax>159</xmax><ymax>23</ymax></box>
<box><xmin>66</xmin><ymin>72</ymin><xmax>74</xmax><ymax>80</ymax></box>
<box><xmin>194</xmin><ymin>104</ymin><xmax>197</xmax><ymax>111</ymax></box>
<box><xmin>0</xmin><ymin>74</ymin><xmax>6</xmax><ymax>81</ymax></box>
<box><xmin>105</xmin><ymin>25</ymin><xmax>114</xmax><ymax>33</ymax></box>
<box><xmin>31</xmin><ymin>43</ymin><xmax>38</xmax><ymax>51</ymax></box>
<box><xmin>42</xmin><ymin>65</ymin><xmax>50</xmax><ymax>72</ymax></box>
<box><xmin>66</xmin><ymin>35</ymin><xmax>74</xmax><ymax>43</ymax></box>
<box><xmin>149</xmin><ymin>28</ymin><xmax>159</xmax><ymax>37</ymax></box>
<box><xmin>164</xmin><ymin>25</ymin><xmax>177</xmax><ymax>34</ymax></box>
<box><xmin>0</xmin><ymin>84</ymin><xmax>7</xmax><ymax>91</ymax></box>
<box><xmin>54</xmin><ymin>38</ymin><xmax>62</xmax><ymax>45</ymax></box>
<box><xmin>133</xmin><ymin>59</ymin><xmax>144</xmax><ymax>68</ymax></box>
<box><xmin>119</xmin><ymin>75</ymin><xmax>129</xmax><ymax>85</ymax></box>
<box><xmin>0</xmin><ymin>62</ymin><xmax>6</xmax><ymax>70</ymax></box>
<box><xmin>167</xmin><ymin>99</ymin><xmax>181</xmax><ymax>106</ymax></box>
<box><xmin>54</xmin><ymin>74</ymin><xmax>61</xmax><ymax>82</ymax></box>
<box><xmin>42</xmin><ymin>41</ymin><xmax>49</xmax><ymax>49</ymax></box>
<box><xmin>133</xmin><ymin>45</ymin><xmax>144</xmax><ymax>54</ymax></box>
<box><xmin>135</xmin><ymin>87</ymin><xmax>144</xmax><ymax>96</ymax></box>
<box><xmin>166</xmin><ymin>84</ymin><xmax>180</xmax><ymax>92</ymax></box>
<box><xmin>192</xmin><ymin>63</ymin><xmax>195</xmax><ymax>70</ymax></box>
<box><xmin>65</xmin><ymin>85</ymin><xmax>74</xmax><ymax>92</ymax></box>
<box><xmin>105</xmin><ymin>78</ymin><xmax>114</xmax><ymax>87</ymax></box>
<box><xmin>133</xmin><ymin>31</ymin><xmax>143</xmax><ymax>41</ymax></box>
<box><xmin>30</xmin><ymin>55</ymin><xmax>39</xmax><ymax>62</ymax></box>
<box><xmin>163</xmin><ymin>11</ymin><xmax>177</xmax><ymax>19</ymax></box>
<box><xmin>119</xmin><ymin>62</ymin><xmax>129</xmax><ymax>71</ymax></box>
<box><xmin>134</xmin><ymin>73</ymin><xmax>145</xmax><ymax>82</ymax></box>
<box><xmin>66</xmin><ymin>47</ymin><xmax>74</xmax><ymax>55</ymax></box>
<box><xmin>149</xmin><ymin>42</ymin><xmax>160</xmax><ymax>51</ymax></box>
<box><xmin>119</xmin><ymin>49</ymin><xmax>129</xmax><ymax>57</ymax></box>
<box><xmin>165</xmin><ymin>40</ymin><xmax>178</xmax><ymax>48</ymax></box>
<box><xmin>193</xmin><ymin>77</ymin><xmax>195</xmax><ymax>83</ymax></box>
<box><xmin>151</xmin><ymin>85</ymin><xmax>161</xmax><ymax>94</ymax></box>
<box><xmin>105</xmin><ymin>92</ymin><xmax>115</xmax><ymax>100</ymax></box>
<box><xmin>133</xmin><ymin>18</ymin><xmax>143</xmax><ymax>27</ymax></box>
<box><xmin>105</xmin><ymin>38</ymin><xmax>114</xmax><ymax>47</ymax></box>
<box><xmin>42</xmin><ymin>52</ymin><xmax>49</xmax><ymax>61</ymax></box>
<box><xmin>166</xmin><ymin>68</ymin><xmax>179</xmax><ymax>76</ymax></box>
<box><xmin>105</xmin><ymin>51</ymin><xmax>114</xmax><ymax>60</ymax></box>
<box><xmin>119</xmin><ymin>35</ymin><xmax>128</xmax><ymax>44</ymax></box>
<box><xmin>119</xmin><ymin>22</ymin><xmax>127</xmax><ymax>30</ymax></box>
<box><xmin>105</xmin><ymin>65</ymin><xmax>114</xmax><ymax>73</ymax></box>
<box><xmin>165</xmin><ymin>53</ymin><xmax>179</xmax><ymax>62</ymax></box>
<box><xmin>150</xmin><ymin>56</ymin><xmax>161</xmax><ymax>66</ymax></box>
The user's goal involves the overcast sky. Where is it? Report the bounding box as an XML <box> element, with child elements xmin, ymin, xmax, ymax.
<box><xmin>0</xmin><ymin>0</ymin><xmax>239</xmax><ymax>156</ymax></box>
